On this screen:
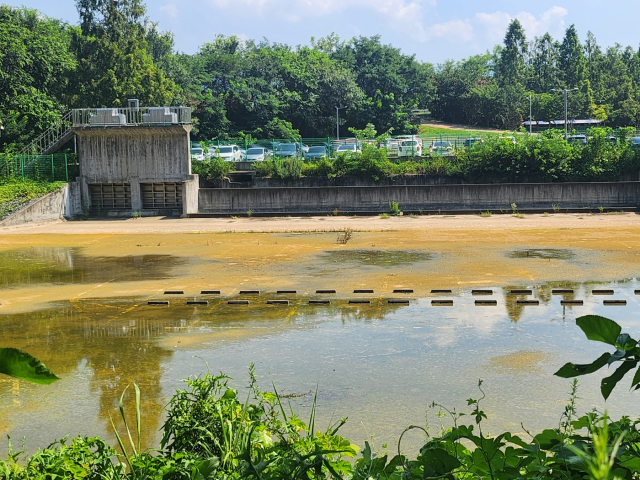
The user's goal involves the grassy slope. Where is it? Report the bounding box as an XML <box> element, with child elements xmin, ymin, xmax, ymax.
<box><xmin>0</xmin><ymin>179</ymin><xmax>65</xmax><ymax>220</ymax></box>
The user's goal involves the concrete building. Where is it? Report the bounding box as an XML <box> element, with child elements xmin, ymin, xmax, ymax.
<box><xmin>71</xmin><ymin>104</ymin><xmax>198</xmax><ymax>217</ymax></box>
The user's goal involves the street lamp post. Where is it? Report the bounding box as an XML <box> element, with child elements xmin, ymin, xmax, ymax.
<box><xmin>529</xmin><ymin>94</ymin><xmax>532</xmax><ymax>134</ymax></box>
<box><xmin>335</xmin><ymin>106</ymin><xmax>345</xmax><ymax>140</ymax></box>
<box><xmin>551</xmin><ymin>88</ymin><xmax>578</xmax><ymax>137</ymax></box>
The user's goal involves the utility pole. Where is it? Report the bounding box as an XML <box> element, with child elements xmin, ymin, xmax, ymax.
<box><xmin>551</xmin><ymin>88</ymin><xmax>578</xmax><ymax>137</ymax></box>
<box><xmin>335</xmin><ymin>106</ymin><xmax>345</xmax><ymax>140</ymax></box>
<box><xmin>529</xmin><ymin>95</ymin><xmax>532</xmax><ymax>134</ymax></box>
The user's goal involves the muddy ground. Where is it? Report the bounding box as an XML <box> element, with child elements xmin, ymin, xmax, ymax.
<box><xmin>1</xmin><ymin>213</ymin><xmax>639</xmax><ymax>314</ymax></box>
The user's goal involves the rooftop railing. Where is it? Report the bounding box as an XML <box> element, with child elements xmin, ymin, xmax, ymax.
<box><xmin>71</xmin><ymin>106</ymin><xmax>191</xmax><ymax>127</ymax></box>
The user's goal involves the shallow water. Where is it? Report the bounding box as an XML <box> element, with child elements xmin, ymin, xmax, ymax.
<box><xmin>1</xmin><ymin>274</ymin><xmax>640</xmax><ymax>455</ymax></box>
<box><xmin>0</xmin><ymin>248</ymin><xmax>188</xmax><ymax>286</ymax></box>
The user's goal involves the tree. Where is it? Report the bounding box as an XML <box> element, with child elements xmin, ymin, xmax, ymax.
<box><xmin>69</xmin><ymin>0</ymin><xmax>176</xmax><ymax>107</ymax></box>
<box><xmin>497</xmin><ymin>20</ymin><xmax>527</xmax><ymax>86</ymax></box>
<box><xmin>332</xmin><ymin>35</ymin><xmax>436</xmax><ymax>134</ymax></box>
<box><xmin>559</xmin><ymin>25</ymin><xmax>587</xmax><ymax>88</ymax></box>
<box><xmin>0</xmin><ymin>7</ymin><xmax>76</xmax><ymax>151</ymax></box>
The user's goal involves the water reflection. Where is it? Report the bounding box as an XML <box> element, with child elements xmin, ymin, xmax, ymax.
<box><xmin>0</xmin><ymin>248</ymin><xmax>187</xmax><ymax>286</ymax></box>
<box><xmin>0</xmin><ymin>280</ymin><xmax>639</xmax><ymax>455</ymax></box>
<box><xmin>321</xmin><ymin>249</ymin><xmax>430</xmax><ymax>267</ymax></box>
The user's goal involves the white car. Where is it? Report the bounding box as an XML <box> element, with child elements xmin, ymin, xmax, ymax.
<box><xmin>398</xmin><ymin>140</ymin><xmax>422</xmax><ymax>157</ymax></box>
<box><xmin>190</xmin><ymin>147</ymin><xmax>205</xmax><ymax>161</ymax></box>
<box><xmin>336</xmin><ymin>144</ymin><xmax>361</xmax><ymax>155</ymax></box>
<box><xmin>210</xmin><ymin>145</ymin><xmax>242</xmax><ymax>162</ymax></box>
<box><xmin>430</xmin><ymin>141</ymin><xmax>453</xmax><ymax>156</ymax></box>
<box><xmin>245</xmin><ymin>147</ymin><xmax>271</xmax><ymax>161</ymax></box>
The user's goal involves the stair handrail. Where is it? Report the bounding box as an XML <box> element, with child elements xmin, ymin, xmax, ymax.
<box><xmin>19</xmin><ymin>111</ymin><xmax>73</xmax><ymax>156</ymax></box>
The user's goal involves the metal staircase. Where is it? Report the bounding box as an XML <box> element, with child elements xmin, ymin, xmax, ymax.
<box><xmin>20</xmin><ymin>111</ymin><xmax>74</xmax><ymax>155</ymax></box>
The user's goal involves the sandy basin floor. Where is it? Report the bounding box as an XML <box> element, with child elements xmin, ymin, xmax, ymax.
<box><xmin>1</xmin><ymin>212</ymin><xmax>640</xmax><ymax>314</ymax></box>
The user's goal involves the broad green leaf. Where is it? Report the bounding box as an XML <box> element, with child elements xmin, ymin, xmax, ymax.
<box><xmin>601</xmin><ymin>360</ymin><xmax>638</xmax><ymax>400</ymax></box>
<box><xmin>608</xmin><ymin>349</ymin><xmax>627</xmax><ymax>365</ymax></box>
<box><xmin>632</xmin><ymin>365</ymin><xmax>640</xmax><ymax>389</ymax></box>
<box><xmin>0</xmin><ymin>347</ymin><xmax>59</xmax><ymax>385</ymax></box>
<box><xmin>419</xmin><ymin>448</ymin><xmax>460</xmax><ymax>475</ymax></box>
<box><xmin>554</xmin><ymin>352</ymin><xmax>611</xmax><ymax>378</ymax></box>
<box><xmin>576</xmin><ymin>316</ymin><xmax>621</xmax><ymax>345</ymax></box>
<box><xmin>533</xmin><ymin>429</ymin><xmax>562</xmax><ymax>450</ymax></box>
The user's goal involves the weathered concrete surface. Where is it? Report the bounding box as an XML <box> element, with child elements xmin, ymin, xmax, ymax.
<box><xmin>65</xmin><ymin>180</ymin><xmax>82</xmax><ymax>218</ymax></box>
<box><xmin>74</xmin><ymin>125</ymin><xmax>193</xmax><ymax>215</ymax></box>
<box><xmin>0</xmin><ymin>185</ymin><xmax>69</xmax><ymax>227</ymax></box>
<box><xmin>202</xmin><ymin>174</ymin><xmax>459</xmax><ymax>188</ymax></box>
<box><xmin>198</xmin><ymin>182</ymin><xmax>640</xmax><ymax>214</ymax></box>
<box><xmin>182</xmin><ymin>175</ymin><xmax>199</xmax><ymax>216</ymax></box>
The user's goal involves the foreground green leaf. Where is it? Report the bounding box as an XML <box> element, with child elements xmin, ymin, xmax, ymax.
<box><xmin>576</xmin><ymin>316</ymin><xmax>621</xmax><ymax>345</ymax></box>
<box><xmin>0</xmin><ymin>347</ymin><xmax>59</xmax><ymax>384</ymax></box>
<box><xmin>555</xmin><ymin>352</ymin><xmax>611</xmax><ymax>378</ymax></box>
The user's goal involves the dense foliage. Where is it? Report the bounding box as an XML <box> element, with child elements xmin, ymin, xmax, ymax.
<box><xmin>6</xmin><ymin>1</ymin><xmax>640</xmax><ymax>154</ymax></box>
<box><xmin>205</xmin><ymin>129</ymin><xmax>640</xmax><ymax>184</ymax></box>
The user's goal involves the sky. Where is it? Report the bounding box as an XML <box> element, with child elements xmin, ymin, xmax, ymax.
<box><xmin>3</xmin><ymin>0</ymin><xmax>640</xmax><ymax>63</ymax></box>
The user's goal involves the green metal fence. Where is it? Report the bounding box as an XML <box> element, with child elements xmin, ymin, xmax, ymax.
<box><xmin>0</xmin><ymin>154</ymin><xmax>78</xmax><ymax>182</ymax></box>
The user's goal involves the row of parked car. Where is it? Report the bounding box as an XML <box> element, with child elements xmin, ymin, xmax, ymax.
<box><xmin>190</xmin><ymin>136</ymin><xmax>461</xmax><ymax>162</ymax></box>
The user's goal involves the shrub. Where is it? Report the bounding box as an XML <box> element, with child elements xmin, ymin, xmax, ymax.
<box><xmin>273</xmin><ymin>157</ymin><xmax>303</xmax><ymax>181</ymax></box>
<box><xmin>191</xmin><ymin>157</ymin><xmax>233</xmax><ymax>180</ymax></box>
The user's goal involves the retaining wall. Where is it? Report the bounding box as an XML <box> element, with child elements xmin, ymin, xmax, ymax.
<box><xmin>0</xmin><ymin>185</ymin><xmax>70</xmax><ymax>227</ymax></box>
<box><xmin>198</xmin><ymin>182</ymin><xmax>640</xmax><ymax>214</ymax></box>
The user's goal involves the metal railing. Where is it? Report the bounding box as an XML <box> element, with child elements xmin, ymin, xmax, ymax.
<box><xmin>20</xmin><ymin>111</ymin><xmax>74</xmax><ymax>156</ymax></box>
<box><xmin>72</xmin><ymin>106</ymin><xmax>191</xmax><ymax>127</ymax></box>
<box><xmin>0</xmin><ymin>154</ymin><xmax>78</xmax><ymax>182</ymax></box>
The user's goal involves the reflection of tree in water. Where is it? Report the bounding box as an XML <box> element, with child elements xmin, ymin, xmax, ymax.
<box><xmin>0</xmin><ymin>301</ymin><xmax>182</xmax><ymax>449</ymax></box>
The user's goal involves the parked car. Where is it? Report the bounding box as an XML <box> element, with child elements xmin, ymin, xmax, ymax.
<box><xmin>304</xmin><ymin>145</ymin><xmax>328</xmax><ymax>160</ymax></box>
<box><xmin>605</xmin><ymin>136</ymin><xmax>617</xmax><ymax>145</ymax></box>
<box><xmin>463</xmin><ymin>137</ymin><xmax>483</xmax><ymax>148</ymax></box>
<box><xmin>245</xmin><ymin>147</ymin><xmax>271</xmax><ymax>161</ymax></box>
<box><xmin>398</xmin><ymin>140</ymin><xmax>422</xmax><ymax>157</ymax></box>
<box><xmin>336</xmin><ymin>143</ymin><xmax>361</xmax><ymax>155</ymax></box>
<box><xmin>275</xmin><ymin>143</ymin><xmax>301</xmax><ymax>158</ymax></box>
<box><xmin>190</xmin><ymin>147</ymin><xmax>205</xmax><ymax>161</ymax></box>
<box><xmin>630</xmin><ymin>137</ymin><xmax>640</xmax><ymax>149</ymax></box>
<box><xmin>211</xmin><ymin>144</ymin><xmax>243</xmax><ymax>162</ymax></box>
<box><xmin>567</xmin><ymin>134</ymin><xmax>587</xmax><ymax>145</ymax></box>
<box><xmin>430</xmin><ymin>141</ymin><xmax>453</xmax><ymax>156</ymax></box>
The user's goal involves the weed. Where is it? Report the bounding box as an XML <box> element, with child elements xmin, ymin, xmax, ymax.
<box><xmin>379</xmin><ymin>213</ymin><xmax>390</xmax><ymax>219</ymax></box>
<box><xmin>246</xmin><ymin>209</ymin><xmax>252</xmax><ymax>217</ymax></box>
<box><xmin>230</xmin><ymin>215</ymin><xmax>237</xmax><ymax>219</ymax></box>
<box><xmin>552</xmin><ymin>203</ymin><xmax>561</xmax><ymax>213</ymax></box>
<box><xmin>598</xmin><ymin>206</ymin><xmax>604</xmax><ymax>213</ymax></box>
<box><xmin>480</xmin><ymin>210</ymin><xmax>492</xmax><ymax>217</ymax></box>
<box><xmin>408</xmin><ymin>213</ymin><xmax>418</xmax><ymax>218</ymax></box>
<box><xmin>510</xmin><ymin>202</ymin><xmax>518</xmax><ymax>214</ymax></box>
<box><xmin>336</xmin><ymin>228</ymin><xmax>353</xmax><ymax>244</ymax></box>
<box><xmin>132</xmin><ymin>210</ymin><xmax>141</xmax><ymax>219</ymax></box>
<box><xmin>388</xmin><ymin>200</ymin><xmax>401</xmax><ymax>216</ymax></box>
<box><xmin>543</xmin><ymin>212</ymin><xmax>549</xmax><ymax>216</ymax></box>
<box><xmin>332</xmin><ymin>208</ymin><xmax>339</xmax><ymax>216</ymax></box>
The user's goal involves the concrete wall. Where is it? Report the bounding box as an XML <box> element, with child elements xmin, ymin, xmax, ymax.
<box><xmin>0</xmin><ymin>185</ymin><xmax>69</xmax><ymax>227</ymax></box>
<box><xmin>198</xmin><ymin>182</ymin><xmax>640</xmax><ymax>214</ymax></box>
<box><xmin>75</xmin><ymin>125</ymin><xmax>193</xmax><ymax>215</ymax></box>
<box><xmin>202</xmin><ymin>174</ymin><xmax>459</xmax><ymax>189</ymax></box>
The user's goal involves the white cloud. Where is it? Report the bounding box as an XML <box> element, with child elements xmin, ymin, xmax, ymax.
<box><xmin>426</xmin><ymin>19</ymin><xmax>474</xmax><ymax>42</ymax></box>
<box><xmin>159</xmin><ymin>2</ymin><xmax>179</xmax><ymax>18</ymax></box>
<box><xmin>475</xmin><ymin>6</ymin><xmax>568</xmax><ymax>43</ymax></box>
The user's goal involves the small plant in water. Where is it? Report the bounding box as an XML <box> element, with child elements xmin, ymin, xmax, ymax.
<box><xmin>337</xmin><ymin>228</ymin><xmax>353</xmax><ymax>244</ymax></box>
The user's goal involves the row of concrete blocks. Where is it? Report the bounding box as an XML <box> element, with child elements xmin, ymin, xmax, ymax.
<box><xmin>147</xmin><ymin>299</ymin><xmax>628</xmax><ymax>306</ymax></box>
<box><xmin>160</xmin><ymin>288</ymin><xmax>638</xmax><ymax>296</ymax></box>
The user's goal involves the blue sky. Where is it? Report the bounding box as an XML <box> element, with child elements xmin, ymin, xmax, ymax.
<box><xmin>3</xmin><ymin>0</ymin><xmax>639</xmax><ymax>63</ymax></box>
